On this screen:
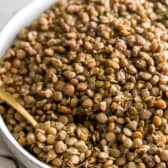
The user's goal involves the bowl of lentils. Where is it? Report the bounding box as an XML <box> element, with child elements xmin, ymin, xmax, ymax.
<box><xmin>1</xmin><ymin>0</ymin><xmax>168</xmax><ymax>167</ymax></box>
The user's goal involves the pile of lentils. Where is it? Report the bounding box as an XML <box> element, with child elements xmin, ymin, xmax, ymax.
<box><xmin>2</xmin><ymin>0</ymin><xmax>168</xmax><ymax>167</ymax></box>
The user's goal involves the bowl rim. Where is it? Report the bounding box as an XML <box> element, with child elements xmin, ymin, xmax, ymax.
<box><xmin>0</xmin><ymin>0</ymin><xmax>56</xmax><ymax>167</ymax></box>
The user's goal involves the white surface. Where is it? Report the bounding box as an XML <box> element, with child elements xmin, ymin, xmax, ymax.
<box><xmin>0</xmin><ymin>140</ymin><xmax>20</xmax><ymax>168</ymax></box>
<box><xmin>0</xmin><ymin>0</ymin><xmax>32</xmax><ymax>28</ymax></box>
<box><xmin>0</xmin><ymin>157</ymin><xmax>16</xmax><ymax>168</ymax></box>
<box><xmin>0</xmin><ymin>0</ymin><xmax>56</xmax><ymax>168</ymax></box>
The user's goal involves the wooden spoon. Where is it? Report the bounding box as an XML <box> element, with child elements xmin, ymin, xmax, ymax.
<box><xmin>0</xmin><ymin>87</ymin><xmax>37</xmax><ymax>127</ymax></box>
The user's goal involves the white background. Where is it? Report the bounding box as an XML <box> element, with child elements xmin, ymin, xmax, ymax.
<box><xmin>0</xmin><ymin>0</ymin><xmax>32</xmax><ymax>28</ymax></box>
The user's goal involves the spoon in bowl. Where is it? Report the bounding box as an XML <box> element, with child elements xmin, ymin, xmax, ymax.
<box><xmin>0</xmin><ymin>87</ymin><xmax>37</xmax><ymax>127</ymax></box>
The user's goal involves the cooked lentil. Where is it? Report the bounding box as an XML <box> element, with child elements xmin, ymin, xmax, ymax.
<box><xmin>1</xmin><ymin>0</ymin><xmax>168</xmax><ymax>167</ymax></box>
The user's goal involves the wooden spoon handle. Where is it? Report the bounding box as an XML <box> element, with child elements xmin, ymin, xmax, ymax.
<box><xmin>0</xmin><ymin>87</ymin><xmax>37</xmax><ymax>127</ymax></box>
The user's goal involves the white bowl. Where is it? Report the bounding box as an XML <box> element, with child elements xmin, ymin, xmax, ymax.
<box><xmin>0</xmin><ymin>0</ymin><xmax>56</xmax><ymax>167</ymax></box>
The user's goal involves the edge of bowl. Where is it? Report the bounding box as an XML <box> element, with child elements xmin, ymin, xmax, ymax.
<box><xmin>0</xmin><ymin>0</ymin><xmax>56</xmax><ymax>56</ymax></box>
<box><xmin>0</xmin><ymin>0</ymin><xmax>56</xmax><ymax>167</ymax></box>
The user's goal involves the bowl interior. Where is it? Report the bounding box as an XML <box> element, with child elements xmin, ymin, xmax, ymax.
<box><xmin>0</xmin><ymin>0</ymin><xmax>56</xmax><ymax>167</ymax></box>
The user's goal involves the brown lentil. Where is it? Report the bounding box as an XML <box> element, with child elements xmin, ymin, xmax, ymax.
<box><xmin>27</xmin><ymin>133</ymin><xmax>35</xmax><ymax>144</ymax></box>
<box><xmin>96</xmin><ymin>113</ymin><xmax>108</xmax><ymax>124</ymax></box>
<box><xmin>160</xmin><ymin>150</ymin><xmax>168</xmax><ymax>161</ymax></box>
<box><xmin>82</xmin><ymin>98</ymin><xmax>93</xmax><ymax>108</ymax></box>
<box><xmin>36</xmin><ymin>132</ymin><xmax>46</xmax><ymax>143</ymax></box>
<box><xmin>153</xmin><ymin>115</ymin><xmax>162</xmax><ymax>126</ymax></box>
<box><xmin>63</xmin><ymin>84</ymin><xmax>75</xmax><ymax>96</ymax></box>
<box><xmin>55</xmin><ymin>141</ymin><xmax>67</xmax><ymax>154</ymax></box>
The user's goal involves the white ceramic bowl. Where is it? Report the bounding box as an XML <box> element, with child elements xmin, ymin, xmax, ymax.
<box><xmin>0</xmin><ymin>0</ymin><xmax>57</xmax><ymax>167</ymax></box>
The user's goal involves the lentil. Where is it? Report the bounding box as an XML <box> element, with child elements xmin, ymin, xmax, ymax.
<box><xmin>160</xmin><ymin>150</ymin><xmax>168</xmax><ymax>161</ymax></box>
<box><xmin>55</xmin><ymin>141</ymin><xmax>67</xmax><ymax>154</ymax></box>
<box><xmin>96</xmin><ymin>113</ymin><xmax>108</xmax><ymax>124</ymax></box>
